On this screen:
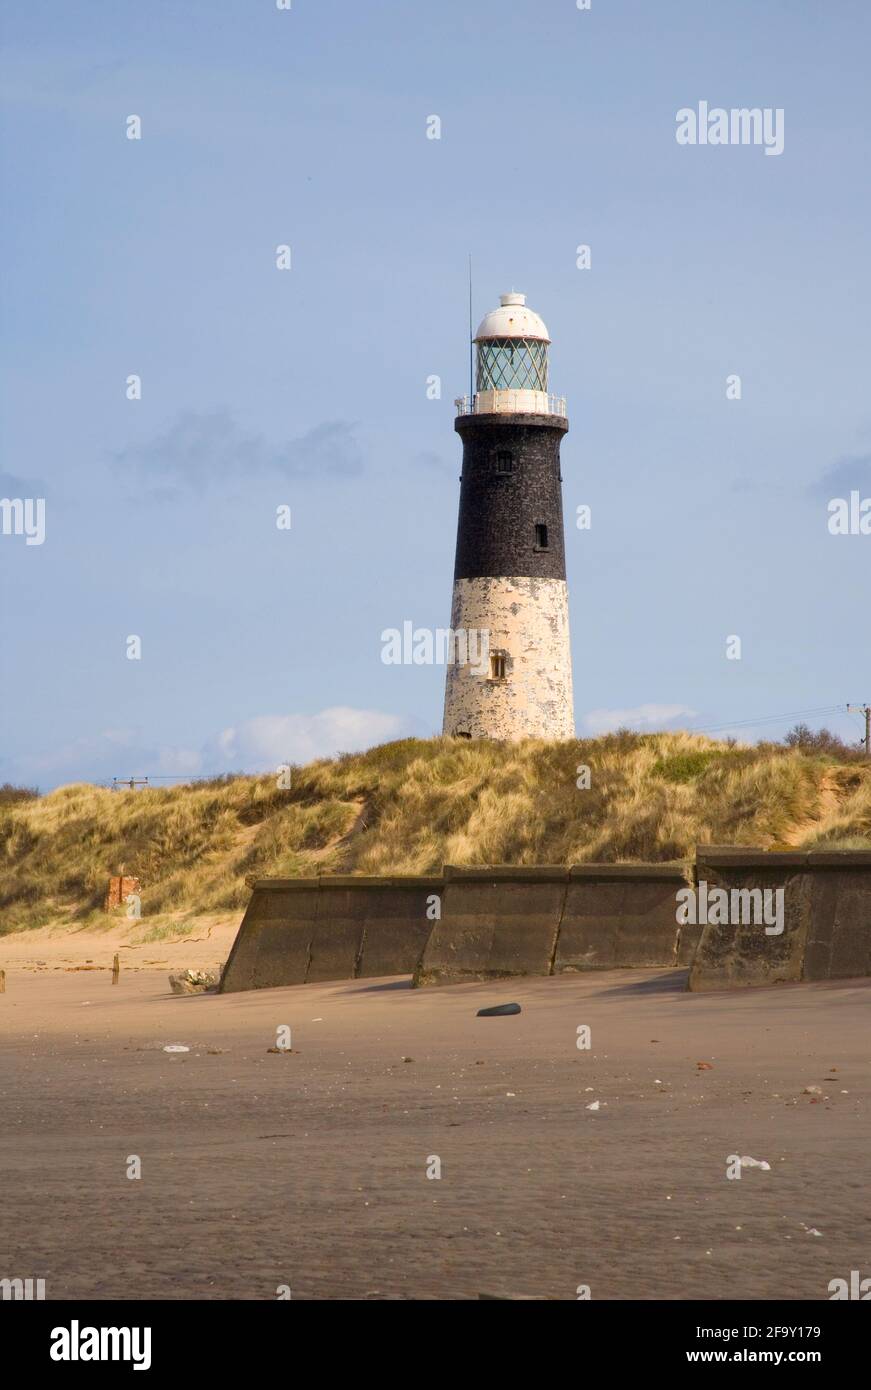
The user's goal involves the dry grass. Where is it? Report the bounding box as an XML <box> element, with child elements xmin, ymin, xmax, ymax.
<box><xmin>2</xmin><ymin>732</ymin><xmax>870</xmax><ymax>934</ymax></box>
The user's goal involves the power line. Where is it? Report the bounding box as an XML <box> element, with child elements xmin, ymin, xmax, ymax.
<box><xmin>686</xmin><ymin>704</ymin><xmax>846</xmax><ymax>734</ymax></box>
<box><xmin>106</xmin><ymin>773</ymin><xmax>243</xmax><ymax>788</ymax></box>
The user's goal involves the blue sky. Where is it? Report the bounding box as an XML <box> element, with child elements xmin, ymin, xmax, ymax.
<box><xmin>1</xmin><ymin>0</ymin><xmax>869</xmax><ymax>788</ymax></box>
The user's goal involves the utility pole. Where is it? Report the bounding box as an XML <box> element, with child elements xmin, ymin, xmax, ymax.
<box><xmin>847</xmin><ymin>704</ymin><xmax>871</xmax><ymax>757</ymax></box>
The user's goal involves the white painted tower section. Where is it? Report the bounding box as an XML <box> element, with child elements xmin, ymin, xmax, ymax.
<box><xmin>444</xmin><ymin>576</ymin><xmax>574</xmax><ymax>740</ymax></box>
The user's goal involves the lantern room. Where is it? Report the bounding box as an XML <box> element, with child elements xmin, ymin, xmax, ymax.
<box><xmin>456</xmin><ymin>292</ymin><xmax>565</xmax><ymax>418</ymax></box>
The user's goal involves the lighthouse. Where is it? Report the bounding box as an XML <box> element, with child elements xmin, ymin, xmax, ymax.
<box><xmin>442</xmin><ymin>292</ymin><xmax>575</xmax><ymax>741</ymax></box>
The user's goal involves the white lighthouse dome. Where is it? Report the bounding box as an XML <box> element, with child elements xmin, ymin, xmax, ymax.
<box><xmin>474</xmin><ymin>292</ymin><xmax>550</xmax><ymax>343</ymax></box>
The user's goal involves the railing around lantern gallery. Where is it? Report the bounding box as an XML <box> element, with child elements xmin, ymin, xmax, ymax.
<box><xmin>454</xmin><ymin>392</ymin><xmax>567</xmax><ymax>418</ymax></box>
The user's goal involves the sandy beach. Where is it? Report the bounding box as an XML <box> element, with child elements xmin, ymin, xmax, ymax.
<box><xmin>0</xmin><ymin>916</ymin><xmax>236</xmax><ymax>976</ymax></box>
<box><xmin>1</xmin><ymin>948</ymin><xmax>868</xmax><ymax>1301</ymax></box>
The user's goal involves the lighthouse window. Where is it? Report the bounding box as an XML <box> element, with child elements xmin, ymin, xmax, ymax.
<box><xmin>490</xmin><ymin>651</ymin><xmax>507</xmax><ymax>681</ymax></box>
<box><xmin>535</xmin><ymin>523</ymin><xmax>549</xmax><ymax>549</ymax></box>
<box><xmin>495</xmin><ymin>450</ymin><xmax>514</xmax><ymax>474</ymax></box>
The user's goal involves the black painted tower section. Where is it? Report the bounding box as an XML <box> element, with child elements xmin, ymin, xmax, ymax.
<box><xmin>452</xmin><ymin>412</ymin><xmax>569</xmax><ymax>581</ymax></box>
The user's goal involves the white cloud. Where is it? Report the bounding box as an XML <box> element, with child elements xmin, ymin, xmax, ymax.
<box><xmin>5</xmin><ymin>707</ymin><xmax>413</xmax><ymax>789</ymax></box>
<box><xmin>211</xmin><ymin>707</ymin><xmax>409</xmax><ymax>769</ymax></box>
<box><xmin>582</xmin><ymin>704</ymin><xmax>697</xmax><ymax>735</ymax></box>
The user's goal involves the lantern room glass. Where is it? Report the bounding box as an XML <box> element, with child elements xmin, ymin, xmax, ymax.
<box><xmin>476</xmin><ymin>338</ymin><xmax>549</xmax><ymax>393</ymax></box>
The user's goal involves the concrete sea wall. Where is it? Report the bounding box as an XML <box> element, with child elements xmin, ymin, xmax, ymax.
<box><xmin>554</xmin><ymin>864</ymin><xmax>698</xmax><ymax>974</ymax></box>
<box><xmin>220</xmin><ymin>861</ymin><xmax>694</xmax><ymax>992</ymax></box>
<box><xmin>688</xmin><ymin>849</ymin><xmax>871</xmax><ymax>991</ymax></box>
<box><xmin>413</xmin><ymin>865</ymin><xmax>569</xmax><ymax>987</ymax></box>
<box><xmin>219</xmin><ymin>876</ymin><xmax>441</xmax><ymax>993</ymax></box>
<box><xmin>219</xmin><ymin>851</ymin><xmax>871</xmax><ymax>993</ymax></box>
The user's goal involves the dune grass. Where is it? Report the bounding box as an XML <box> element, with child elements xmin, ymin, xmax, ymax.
<box><xmin>1</xmin><ymin>732</ymin><xmax>870</xmax><ymax>934</ymax></box>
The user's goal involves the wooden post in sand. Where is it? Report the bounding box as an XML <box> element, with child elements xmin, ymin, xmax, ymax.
<box><xmin>112</xmin><ymin>954</ymin><xmax>120</xmax><ymax>985</ymax></box>
<box><xmin>0</xmin><ymin>969</ymin><xmax>5</xmax><ymax>994</ymax></box>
